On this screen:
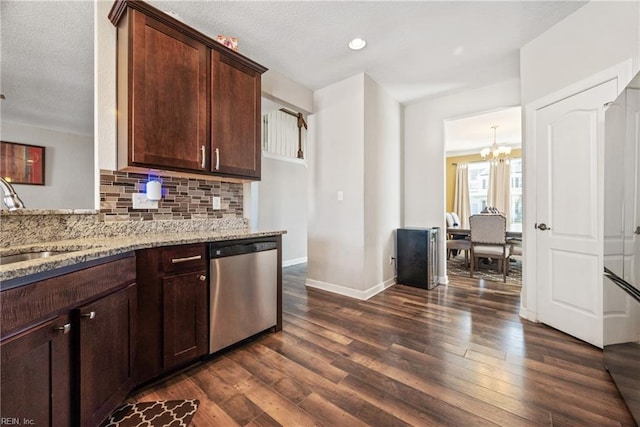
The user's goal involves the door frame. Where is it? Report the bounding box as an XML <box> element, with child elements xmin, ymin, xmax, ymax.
<box><xmin>521</xmin><ymin>59</ymin><xmax>634</xmax><ymax>322</ymax></box>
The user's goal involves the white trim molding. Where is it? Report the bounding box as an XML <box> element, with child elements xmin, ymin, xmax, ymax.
<box><xmin>519</xmin><ymin>305</ymin><xmax>538</xmax><ymax>323</ymax></box>
<box><xmin>263</xmin><ymin>151</ymin><xmax>307</xmax><ymax>166</ymax></box>
<box><xmin>438</xmin><ymin>275</ymin><xmax>449</xmax><ymax>285</ymax></box>
<box><xmin>283</xmin><ymin>257</ymin><xmax>307</xmax><ymax>267</ymax></box>
<box><xmin>306</xmin><ymin>277</ymin><xmax>396</xmax><ymax>301</ymax></box>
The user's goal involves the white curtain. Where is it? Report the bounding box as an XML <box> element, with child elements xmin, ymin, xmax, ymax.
<box><xmin>488</xmin><ymin>160</ymin><xmax>511</xmax><ymax>224</ymax></box>
<box><xmin>453</xmin><ymin>163</ymin><xmax>471</xmax><ymax>228</ymax></box>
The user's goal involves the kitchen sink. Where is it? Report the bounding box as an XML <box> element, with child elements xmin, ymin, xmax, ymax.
<box><xmin>0</xmin><ymin>251</ymin><xmax>75</xmax><ymax>265</ymax></box>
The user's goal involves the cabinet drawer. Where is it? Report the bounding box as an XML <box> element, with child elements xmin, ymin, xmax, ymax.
<box><xmin>161</xmin><ymin>244</ymin><xmax>206</xmax><ymax>274</ymax></box>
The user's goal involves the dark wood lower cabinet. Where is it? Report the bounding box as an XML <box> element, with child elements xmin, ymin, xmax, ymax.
<box><xmin>136</xmin><ymin>244</ymin><xmax>208</xmax><ymax>383</ymax></box>
<box><xmin>77</xmin><ymin>283</ymin><xmax>137</xmax><ymax>427</ymax></box>
<box><xmin>163</xmin><ymin>271</ymin><xmax>208</xmax><ymax>369</ymax></box>
<box><xmin>0</xmin><ymin>316</ymin><xmax>72</xmax><ymax>426</ymax></box>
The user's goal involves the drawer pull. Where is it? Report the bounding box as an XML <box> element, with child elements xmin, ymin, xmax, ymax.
<box><xmin>199</xmin><ymin>274</ymin><xmax>207</xmax><ymax>282</ymax></box>
<box><xmin>81</xmin><ymin>311</ymin><xmax>96</xmax><ymax>320</ymax></box>
<box><xmin>56</xmin><ymin>323</ymin><xmax>71</xmax><ymax>334</ymax></box>
<box><xmin>171</xmin><ymin>255</ymin><xmax>202</xmax><ymax>264</ymax></box>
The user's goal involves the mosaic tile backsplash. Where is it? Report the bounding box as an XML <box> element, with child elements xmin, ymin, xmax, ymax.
<box><xmin>99</xmin><ymin>169</ymin><xmax>243</xmax><ymax>221</ymax></box>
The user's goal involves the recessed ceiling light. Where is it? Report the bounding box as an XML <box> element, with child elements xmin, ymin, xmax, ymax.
<box><xmin>348</xmin><ymin>38</ymin><xmax>367</xmax><ymax>51</ymax></box>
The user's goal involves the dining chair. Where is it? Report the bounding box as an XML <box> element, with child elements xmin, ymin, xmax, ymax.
<box><xmin>469</xmin><ymin>214</ymin><xmax>511</xmax><ymax>283</ymax></box>
<box><xmin>447</xmin><ymin>238</ymin><xmax>471</xmax><ymax>265</ymax></box>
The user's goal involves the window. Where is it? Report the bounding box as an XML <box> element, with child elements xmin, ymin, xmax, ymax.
<box><xmin>466</xmin><ymin>158</ymin><xmax>523</xmax><ymax>231</ymax></box>
<box><xmin>468</xmin><ymin>162</ymin><xmax>489</xmax><ymax>215</ymax></box>
<box><xmin>510</xmin><ymin>158</ymin><xmax>523</xmax><ymax>231</ymax></box>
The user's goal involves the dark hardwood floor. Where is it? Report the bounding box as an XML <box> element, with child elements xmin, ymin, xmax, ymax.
<box><xmin>132</xmin><ymin>264</ymin><xmax>635</xmax><ymax>426</ymax></box>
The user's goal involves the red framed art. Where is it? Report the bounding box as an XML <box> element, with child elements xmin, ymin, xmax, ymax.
<box><xmin>0</xmin><ymin>141</ymin><xmax>45</xmax><ymax>185</ymax></box>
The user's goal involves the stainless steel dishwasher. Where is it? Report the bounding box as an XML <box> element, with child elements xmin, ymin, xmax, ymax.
<box><xmin>208</xmin><ymin>240</ymin><xmax>278</xmax><ymax>354</ymax></box>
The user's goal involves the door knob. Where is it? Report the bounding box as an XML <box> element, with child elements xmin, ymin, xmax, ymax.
<box><xmin>536</xmin><ymin>223</ymin><xmax>551</xmax><ymax>231</ymax></box>
<box><xmin>635</xmin><ymin>226</ymin><xmax>640</xmax><ymax>235</ymax></box>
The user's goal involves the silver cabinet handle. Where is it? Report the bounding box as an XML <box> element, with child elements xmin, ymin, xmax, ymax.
<box><xmin>198</xmin><ymin>274</ymin><xmax>207</xmax><ymax>282</ymax></box>
<box><xmin>56</xmin><ymin>323</ymin><xmax>71</xmax><ymax>334</ymax></box>
<box><xmin>81</xmin><ymin>311</ymin><xmax>96</xmax><ymax>320</ymax></box>
<box><xmin>201</xmin><ymin>145</ymin><xmax>206</xmax><ymax>169</ymax></box>
<box><xmin>171</xmin><ymin>255</ymin><xmax>202</xmax><ymax>264</ymax></box>
<box><xmin>215</xmin><ymin>148</ymin><xmax>220</xmax><ymax>170</ymax></box>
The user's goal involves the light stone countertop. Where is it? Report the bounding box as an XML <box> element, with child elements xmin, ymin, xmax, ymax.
<box><xmin>0</xmin><ymin>228</ymin><xmax>285</xmax><ymax>288</ymax></box>
<box><xmin>0</xmin><ymin>209</ymin><xmax>99</xmax><ymax>216</ymax></box>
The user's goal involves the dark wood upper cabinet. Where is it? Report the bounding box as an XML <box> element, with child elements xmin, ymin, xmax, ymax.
<box><xmin>127</xmin><ymin>10</ymin><xmax>208</xmax><ymax>171</ymax></box>
<box><xmin>211</xmin><ymin>51</ymin><xmax>262</xmax><ymax>179</ymax></box>
<box><xmin>110</xmin><ymin>0</ymin><xmax>267</xmax><ymax>180</ymax></box>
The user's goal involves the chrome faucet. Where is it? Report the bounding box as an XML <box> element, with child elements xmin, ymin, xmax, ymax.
<box><xmin>0</xmin><ymin>177</ymin><xmax>25</xmax><ymax>210</ymax></box>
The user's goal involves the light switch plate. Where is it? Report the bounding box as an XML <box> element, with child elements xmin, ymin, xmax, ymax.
<box><xmin>212</xmin><ymin>196</ymin><xmax>221</xmax><ymax>210</ymax></box>
<box><xmin>132</xmin><ymin>193</ymin><xmax>158</xmax><ymax>209</ymax></box>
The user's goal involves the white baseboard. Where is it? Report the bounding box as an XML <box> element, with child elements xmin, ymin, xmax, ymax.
<box><xmin>519</xmin><ymin>306</ymin><xmax>538</xmax><ymax>322</ymax></box>
<box><xmin>306</xmin><ymin>277</ymin><xmax>395</xmax><ymax>301</ymax></box>
<box><xmin>283</xmin><ymin>257</ymin><xmax>307</xmax><ymax>267</ymax></box>
<box><xmin>438</xmin><ymin>275</ymin><xmax>449</xmax><ymax>285</ymax></box>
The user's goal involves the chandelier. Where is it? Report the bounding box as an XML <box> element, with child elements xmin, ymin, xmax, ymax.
<box><xmin>480</xmin><ymin>125</ymin><xmax>512</xmax><ymax>160</ymax></box>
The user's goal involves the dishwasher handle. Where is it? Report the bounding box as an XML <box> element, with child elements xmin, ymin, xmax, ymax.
<box><xmin>209</xmin><ymin>241</ymin><xmax>277</xmax><ymax>258</ymax></box>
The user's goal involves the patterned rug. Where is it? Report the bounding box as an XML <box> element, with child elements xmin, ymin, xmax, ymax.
<box><xmin>100</xmin><ymin>400</ymin><xmax>199</xmax><ymax>427</ymax></box>
<box><xmin>447</xmin><ymin>253</ymin><xmax>522</xmax><ymax>286</ymax></box>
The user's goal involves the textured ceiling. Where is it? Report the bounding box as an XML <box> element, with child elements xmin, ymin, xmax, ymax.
<box><xmin>150</xmin><ymin>0</ymin><xmax>585</xmax><ymax>103</ymax></box>
<box><xmin>1</xmin><ymin>1</ymin><xmax>94</xmax><ymax>136</ymax></box>
<box><xmin>0</xmin><ymin>0</ymin><xmax>585</xmax><ymax>139</ymax></box>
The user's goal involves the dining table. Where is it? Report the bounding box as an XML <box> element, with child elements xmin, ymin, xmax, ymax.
<box><xmin>447</xmin><ymin>227</ymin><xmax>523</xmax><ymax>241</ymax></box>
<box><xmin>447</xmin><ymin>227</ymin><xmax>522</xmax><ymax>269</ymax></box>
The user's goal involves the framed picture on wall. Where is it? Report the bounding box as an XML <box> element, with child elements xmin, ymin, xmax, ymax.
<box><xmin>0</xmin><ymin>141</ymin><xmax>45</xmax><ymax>185</ymax></box>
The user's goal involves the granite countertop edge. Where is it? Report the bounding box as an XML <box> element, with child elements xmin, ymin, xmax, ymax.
<box><xmin>0</xmin><ymin>209</ymin><xmax>99</xmax><ymax>216</ymax></box>
<box><xmin>0</xmin><ymin>229</ymin><xmax>285</xmax><ymax>283</ymax></box>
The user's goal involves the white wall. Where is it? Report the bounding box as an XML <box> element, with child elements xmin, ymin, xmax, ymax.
<box><xmin>1</xmin><ymin>121</ymin><xmax>94</xmax><ymax>209</ymax></box>
<box><xmin>258</xmin><ymin>155</ymin><xmax>307</xmax><ymax>265</ymax></box>
<box><xmin>403</xmin><ymin>78</ymin><xmax>521</xmax><ymax>282</ymax></box>
<box><xmin>521</xmin><ymin>1</ymin><xmax>640</xmax><ymax>105</ymax></box>
<box><xmin>363</xmin><ymin>75</ymin><xmax>402</xmax><ymax>291</ymax></box>
<box><xmin>96</xmin><ymin>0</ymin><xmax>117</xmax><ymax>174</ymax></box>
<box><xmin>262</xmin><ymin>70</ymin><xmax>314</xmax><ymax>116</ymax></box>
<box><xmin>307</xmin><ymin>74</ymin><xmax>366</xmax><ymax>293</ymax></box>
<box><xmin>307</xmin><ymin>73</ymin><xmax>402</xmax><ymax>299</ymax></box>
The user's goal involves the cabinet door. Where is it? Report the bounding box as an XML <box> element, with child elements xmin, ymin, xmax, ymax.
<box><xmin>0</xmin><ymin>316</ymin><xmax>71</xmax><ymax>427</ymax></box>
<box><xmin>211</xmin><ymin>50</ymin><xmax>262</xmax><ymax>179</ymax></box>
<box><xmin>129</xmin><ymin>10</ymin><xmax>208</xmax><ymax>171</ymax></box>
<box><xmin>77</xmin><ymin>284</ymin><xmax>136</xmax><ymax>427</ymax></box>
<box><xmin>163</xmin><ymin>271</ymin><xmax>208</xmax><ymax>369</ymax></box>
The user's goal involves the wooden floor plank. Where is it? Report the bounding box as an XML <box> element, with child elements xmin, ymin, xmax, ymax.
<box><xmin>130</xmin><ymin>264</ymin><xmax>635</xmax><ymax>426</ymax></box>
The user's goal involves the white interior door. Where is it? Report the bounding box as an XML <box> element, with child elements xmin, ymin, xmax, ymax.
<box><xmin>536</xmin><ymin>79</ymin><xmax>617</xmax><ymax>347</ymax></box>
